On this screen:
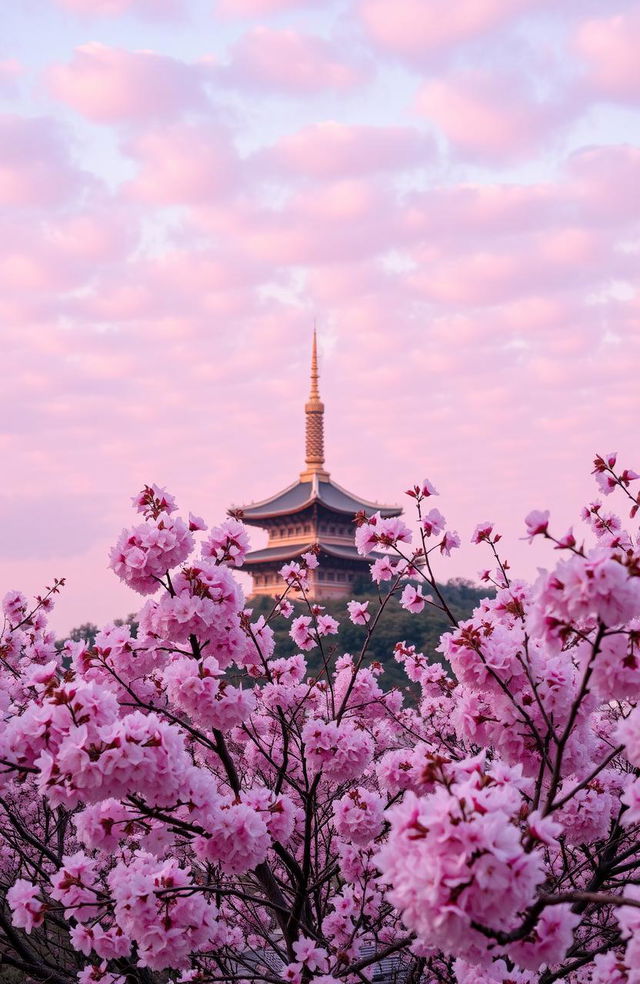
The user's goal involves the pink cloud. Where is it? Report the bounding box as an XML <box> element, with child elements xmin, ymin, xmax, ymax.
<box><xmin>566</xmin><ymin>145</ymin><xmax>640</xmax><ymax>225</ymax></box>
<box><xmin>575</xmin><ymin>7</ymin><xmax>640</xmax><ymax>103</ymax></box>
<box><xmin>122</xmin><ymin>121</ymin><xmax>239</xmax><ymax>204</ymax></box>
<box><xmin>260</xmin><ymin>121</ymin><xmax>434</xmax><ymax>179</ymax></box>
<box><xmin>0</xmin><ymin>196</ymin><xmax>138</xmax><ymax>320</ymax></box>
<box><xmin>2</xmin><ymin>0</ymin><xmax>639</xmax><ymax>643</ymax></box>
<box><xmin>222</xmin><ymin>27</ymin><xmax>370</xmax><ymax>93</ymax></box>
<box><xmin>406</xmin><ymin>226</ymin><xmax>617</xmax><ymax>307</ymax></box>
<box><xmin>48</xmin><ymin>201</ymin><xmax>138</xmax><ymax>264</ymax></box>
<box><xmin>358</xmin><ymin>0</ymin><xmax>542</xmax><ymax>59</ymax></box>
<box><xmin>415</xmin><ymin>69</ymin><xmax>570</xmax><ymax>161</ymax></box>
<box><xmin>399</xmin><ymin>144</ymin><xmax>640</xmax><ymax>243</ymax></box>
<box><xmin>401</xmin><ymin>181</ymin><xmax>558</xmax><ymax>242</ymax></box>
<box><xmin>191</xmin><ymin>178</ymin><xmax>398</xmax><ymax>265</ymax></box>
<box><xmin>47</xmin><ymin>43</ymin><xmax>208</xmax><ymax>122</ymax></box>
<box><xmin>0</xmin><ymin>115</ymin><xmax>89</xmax><ymax>207</ymax></box>
<box><xmin>67</xmin><ymin>245</ymin><xmax>265</xmax><ymax>324</ymax></box>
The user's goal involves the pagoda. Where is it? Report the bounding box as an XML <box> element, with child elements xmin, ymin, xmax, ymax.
<box><xmin>233</xmin><ymin>332</ymin><xmax>401</xmax><ymax>600</ymax></box>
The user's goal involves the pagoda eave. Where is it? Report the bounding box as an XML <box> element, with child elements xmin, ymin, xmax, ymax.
<box><xmin>235</xmin><ymin>476</ymin><xmax>401</xmax><ymax>527</ymax></box>
<box><xmin>243</xmin><ymin>542</ymin><xmax>389</xmax><ymax>566</ymax></box>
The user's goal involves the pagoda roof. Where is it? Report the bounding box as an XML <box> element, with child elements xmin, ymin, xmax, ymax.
<box><xmin>243</xmin><ymin>541</ymin><xmax>388</xmax><ymax>566</ymax></box>
<box><xmin>235</xmin><ymin>474</ymin><xmax>401</xmax><ymax>526</ymax></box>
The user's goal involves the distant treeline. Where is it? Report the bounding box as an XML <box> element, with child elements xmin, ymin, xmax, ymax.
<box><xmin>58</xmin><ymin>578</ymin><xmax>490</xmax><ymax>690</ymax></box>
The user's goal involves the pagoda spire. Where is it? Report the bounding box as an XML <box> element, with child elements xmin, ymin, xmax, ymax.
<box><xmin>300</xmin><ymin>328</ymin><xmax>330</xmax><ymax>481</ymax></box>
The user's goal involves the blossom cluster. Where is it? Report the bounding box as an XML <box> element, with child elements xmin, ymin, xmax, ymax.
<box><xmin>1</xmin><ymin>463</ymin><xmax>640</xmax><ymax>984</ymax></box>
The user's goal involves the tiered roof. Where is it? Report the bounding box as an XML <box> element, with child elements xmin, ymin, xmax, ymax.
<box><xmin>239</xmin><ymin>473</ymin><xmax>400</xmax><ymax>525</ymax></box>
<box><xmin>232</xmin><ymin>331</ymin><xmax>400</xmax><ymax>584</ymax></box>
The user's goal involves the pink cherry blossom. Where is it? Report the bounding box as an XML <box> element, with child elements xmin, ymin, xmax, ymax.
<box><xmin>7</xmin><ymin>879</ymin><xmax>45</xmax><ymax>932</ymax></box>
<box><xmin>333</xmin><ymin>787</ymin><xmax>384</xmax><ymax>845</ymax></box>
<box><xmin>132</xmin><ymin>483</ymin><xmax>178</xmax><ymax>518</ymax></box>
<box><xmin>471</xmin><ymin>521</ymin><xmax>494</xmax><ymax>544</ymax></box>
<box><xmin>440</xmin><ymin>530</ymin><xmax>461</xmax><ymax>556</ymax></box>
<box><xmin>369</xmin><ymin>555</ymin><xmax>396</xmax><ymax>582</ymax></box>
<box><xmin>292</xmin><ymin>936</ymin><xmax>329</xmax><ymax>972</ymax></box>
<box><xmin>347</xmin><ymin>600</ymin><xmax>370</xmax><ymax>625</ymax></box>
<box><xmin>275</xmin><ymin>598</ymin><xmax>294</xmax><ymax>617</ymax></box>
<box><xmin>109</xmin><ymin>514</ymin><xmax>194</xmax><ymax>595</ymax></box>
<box><xmin>508</xmin><ymin>905</ymin><xmax>580</xmax><ymax>971</ymax></box>
<box><xmin>188</xmin><ymin>512</ymin><xmax>207</xmax><ymax>531</ymax></box>
<box><xmin>316</xmin><ymin>613</ymin><xmax>339</xmax><ymax>636</ymax></box>
<box><xmin>420</xmin><ymin>478</ymin><xmax>438</xmax><ymax>498</ymax></box>
<box><xmin>290</xmin><ymin>614</ymin><xmax>316</xmax><ymax>650</ymax></box>
<box><xmin>2</xmin><ymin>590</ymin><xmax>28</xmax><ymax>624</ymax></box>
<box><xmin>400</xmin><ymin>583</ymin><xmax>426</xmax><ymax>613</ymax></box>
<box><xmin>2</xmin><ymin>470</ymin><xmax>640</xmax><ymax>983</ymax></box>
<box><xmin>422</xmin><ymin>507</ymin><xmax>446</xmax><ymax>537</ymax></box>
<box><xmin>202</xmin><ymin>517</ymin><xmax>250</xmax><ymax>567</ymax></box>
<box><xmin>523</xmin><ymin>509</ymin><xmax>550</xmax><ymax>542</ymax></box>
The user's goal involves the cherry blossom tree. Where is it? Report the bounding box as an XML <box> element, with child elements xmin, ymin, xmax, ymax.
<box><xmin>1</xmin><ymin>457</ymin><xmax>640</xmax><ymax>984</ymax></box>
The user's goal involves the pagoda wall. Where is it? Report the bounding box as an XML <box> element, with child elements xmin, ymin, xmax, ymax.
<box><xmin>249</xmin><ymin>555</ymin><xmax>368</xmax><ymax>600</ymax></box>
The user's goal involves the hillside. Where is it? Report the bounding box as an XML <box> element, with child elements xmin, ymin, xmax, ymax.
<box><xmin>248</xmin><ymin>577</ymin><xmax>488</xmax><ymax>687</ymax></box>
<box><xmin>59</xmin><ymin>579</ymin><xmax>489</xmax><ymax>689</ymax></box>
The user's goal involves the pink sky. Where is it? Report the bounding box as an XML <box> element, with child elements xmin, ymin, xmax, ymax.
<box><xmin>1</xmin><ymin>0</ymin><xmax>639</xmax><ymax>634</ymax></box>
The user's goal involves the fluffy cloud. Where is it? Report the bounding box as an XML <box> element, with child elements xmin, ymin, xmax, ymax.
<box><xmin>406</xmin><ymin>227</ymin><xmax>615</xmax><ymax>306</ymax></box>
<box><xmin>221</xmin><ymin>27</ymin><xmax>370</xmax><ymax>93</ymax></box>
<box><xmin>191</xmin><ymin>178</ymin><xmax>399</xmax><ymax>265</ymax></box>
<box><xmin>47</xmin><ymin>43</ymin><xmax>209</xmax><ymax>122</ymax></box>
<box><xmin>0</xmin><ymin>201</ymin><xmax>137</xmax><ymax>319</ymax></box>
<box><xmin>260</xmin><ymin>121</ymin><xmax>435</xmax><ymax>178</ymax></box>
<box><xmin>2</xmin><ymin>0</ymin><xmax>640</xmax><ymax>637</ymax></box>
<box><xmin>358</xmin><ymin>0</ymin><xmax>543</xmax><ymax>60</ymax></box>
<box><xmin>0</xmin><ymin>115</ymin><xmax>88</xmax><ymax>208</ymax></box>
<box><xmin>575</xmin><ymin>7</ymin><xmax>640</xmax><ymax>103</ymax></box>
<box><xmin>122</xmin><ymin>121</ymin><xmax>239</xmax><ymax>203</ymax></box>
<box><xmin>566</xmin><ymin>144</ymin><xmax>640</xmax><ymax>225</ymax></box>
<box><xmin>415</xmin><ymin>69</ymin><xmax>572</xmax><ymax>161</ymax></box>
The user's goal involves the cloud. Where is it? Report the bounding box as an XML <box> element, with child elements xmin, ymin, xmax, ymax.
<box><xmin>47</xmin><ymin>43</ymin><xmax>209</xmax><ymax>122</ymax></box>
<box><xmin>0</xmin><ymin>196</ymin><xmax>138</xmax><ymax>323</ymax></box>
<box><xmin>221</xmin><ymin>27</ymin><xmax>370</xmax><ymax>93</ymax></box>
<box><xmin>191</xmin><ymin>178</ymin><xmax>400</xmax><ymax>265</ymax></box>
<box><xmin>3</xmin><ymin>0</ymin><xmax>640</xmax><ymax>639</ymax></box>
<box><xmin>65</xmin><ymin>244</ymin><xmax>265</xmax><ymax>323</ymax></box>
<box><xmin>0</xmin><ymin>114</ymin><xmax>89</xmax><ymax>207</ymax></box>
<box><xmin>259</xmin><ymin>121</ymin><xmax>435</xmax><ymax>179</ymax></box>
<box><xmin>566</xmin><ymin>144</ymin><xmax>640</xmax><ymax>225</ymax></box>
<box><xmin>399</xmin><ymin>143</ymin><xmax>640</xmax><ymax>243</ymax></box>
<box><xmin>575</xmin><ymin>7</ymin><xmax>640</xmax><ymax>103</ymax></box>
<box><xmin>400</xmin><ymin>181</ymin><xmax>558</xmax><ymax>245</ymax></box>
<box><xmin>415</xmin><ymin>69</ymin><xmax>572</xmax><ymax>161</ymax></box>
<box><xmin>406</xmin><ymin>225</ymin><xmax>618</xmax><ymax>307</ymax></box>
<box><xmin>122</xmin><ymin>120</ymin><xmax>239</xmax><ymax>204</ymax></box>
<box><xmin>358</xmin><ymin>0</ymin><xmax>543</xmax><ymax>60</ymax></box>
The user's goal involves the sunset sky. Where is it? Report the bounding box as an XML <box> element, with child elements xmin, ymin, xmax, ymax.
<box><xmin>2</xmin><ymin>0</ymin><xmax>639</xmax><ymax>634</ymax></box>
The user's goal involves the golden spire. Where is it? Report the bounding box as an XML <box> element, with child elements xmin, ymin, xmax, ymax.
<box><xmin>300</xmin><ymin>328</ymin><xmax>330</xmax><ymax>482</ymax></box>
<box><xmin>310</xmin><ymin>328</ymin><xmax>320</xmax><ymax>399</ymax></box>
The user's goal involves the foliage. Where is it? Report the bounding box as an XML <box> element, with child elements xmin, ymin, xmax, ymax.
<box><xmin>1</xmin><ymin>459</ymin><xmax>640</xmax><ymax>984</ymax></box>
<box><xmin>225</xmin><ymin>578</ymin><xmax>487</xmax><ymax>688</ymax></box>
<box><xmin>57</xmin><ymin>616</ymin><xmax>137</xmax><ymax>653</ymax></box>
